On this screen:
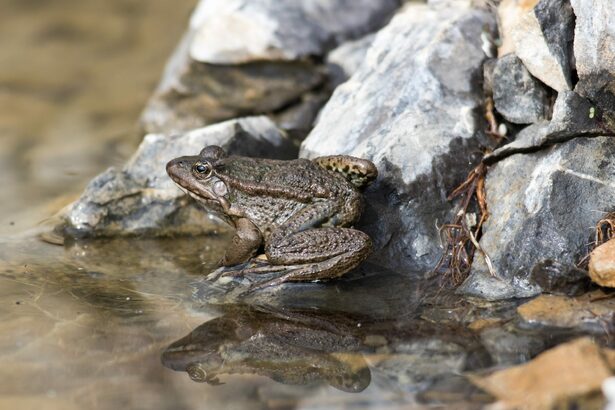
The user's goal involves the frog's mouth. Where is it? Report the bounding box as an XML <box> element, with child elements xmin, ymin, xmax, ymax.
<box><xmin>166</xmin><ymin>156</ymin><xmax>224</xmax><ymax>208</ymax></box>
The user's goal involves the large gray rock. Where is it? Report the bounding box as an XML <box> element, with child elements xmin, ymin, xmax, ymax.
<box><xmin>189</xmin><ymin>0</ymin><xmax>399</xmax><ymax>64</ymax></box>
<box><xmin>510</xmin><ymin>0</ymin><xmax>575</xmax><ymax>92</ymax></box>
<box><xmin>141</xmin><ymin>0</ymin><xmax>399</xmax><ymax>135</ymax></box>
<box><xmin>301</xmin><ymin>3</ymin><xmax>496</xmax><ymax>271</ymax></box>
<box><xmin>571</xmin><ymin>0</ymin><xmax>615</xmax><ymax>112</ymax></box>
<box><xmin>492</xmin><ymin>54</ymin><xmax>550</xmax><ymax>124</ymax></box>
<box><xmin>62</xmin><ymin>117</ymin><xmax>296</xmax><ymax>238</ymax></box>
<box><xmin>461</xmin><ymin>136</ymin><xmax>615</xmax><ymax>300</ymax></box>
<box><xmin>326</xmin><ymin>33</ymin><xmax>375</xmax><ymax>87</ymax></box>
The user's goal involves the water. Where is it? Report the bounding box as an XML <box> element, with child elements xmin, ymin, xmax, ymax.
<box><xmin>1</xmin><ymin>1</ymin><xmax>609</xmax><ymax>409</ymax></box>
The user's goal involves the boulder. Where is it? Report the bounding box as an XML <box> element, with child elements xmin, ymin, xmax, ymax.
<box><xmin>141</xmin><ymin>0</ymin><xmax>400</xmax><ymax>134</ymax></box>
<box><xmin>301</xmin><ymin>3</ymin><xmax>496</xmax><ymax>271</ymax></box>
<box><xmin>508</xmin><ymin>0</ymin><xmax>575</xmax><ymax>92</ymax></box>
<box><xmin>492</xmin><ymin>54</ymin><xmax>550</xmax><ymax>124</ymax></box>
<box><xmin>62</xmin><ymin>117</ymin><xmax>296</xmax><ymax>238</ymax></box>
<box><xmin>188</xmin><ymin>0</ymin><xmax>399</xmax><ymax>64</ymax></box>
<box><xmin>461</xmin><ymin>136</ymin><xmax>615</xmax><ymax>300</ymax></box>
<box><xmin>571</xmin><ymin>0</ymin><xmax>615</xmax><ymax>114</ymax></box>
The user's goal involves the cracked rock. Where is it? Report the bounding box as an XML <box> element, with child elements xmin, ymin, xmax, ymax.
<box><xmin>484</xmin><ymin>91</ymin><xmax>612</xmax><ymax>164</ymax></box>
<box><xmin>461</xmin><ymin>136</ymin><xmax>615</xmax><ymax>300</ymax></box>
<box><xmin>62</xmin><ymin>117</ymin><xmax>296</xmax><ymax>238</ymax></box>
<box><xmin>301</xmin><ymin>2</ymin><xmax>496</xmax><ymax>271</ymax></box>
<box><xmin>492</xmin><ymin>54</ymin><xmax>550</xmax><ymax>124</ymax></box>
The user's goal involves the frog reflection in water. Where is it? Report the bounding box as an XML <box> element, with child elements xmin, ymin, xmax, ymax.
<box><xmin>166</xmin><ymin>145</ymin><xmax>377</xmax><ymax>288</ymax></box>
<box><xmin>161</xmin><ymin>308</ymin><xmax>371</xmax><ymax>392</ymax></box>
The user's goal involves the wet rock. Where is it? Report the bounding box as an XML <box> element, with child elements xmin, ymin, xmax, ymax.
<box><xmin>188</xmin><ymin>0</ymin><xmax>398</xmax><ymax>64</ymax></box>
<box><xmin>589</xmin><ymin>238</ymin><xmax>615</xmax><ymax>288</ymax></box>
<box><xmin>492</xmin><ymin>54</ymin><xmax>550</xmax><ymax>124</ymax></box>
<box><xmin>517</xmin><ymin>291</ymin><xmax>615</xmax><ymax>333</ymax></box>
<box><xmin>485</xmin><ymin>91</ymin><xmax>611</xmax><ymax>163</ymax></box>
<box><xmin>571</xmin><ymin>0</ymin><xmax>615</xmax><ymax>113</ymax></box>
<box><xmin>479</xmin><ymin>326</ymin><xmax>547</xmax><ymax>366</ymax></box>
<box><xmin>470</xmin><ymin>338</ymin><xmax>613</xmax><ymax>409</ymax></box>
<box><xmin>62</xmin><ymin>116</ymin><xmax>296</xmax><ymax>238</ymax></box>
<box><xmin>461</xmin><ymin>136</ymin><xmax>615</xmax><ymax>300</ymax></box>
<box><xmin>327</xmin><ymin>33</ymin><xmax>375</xmax><ymax>87</ymax></box>
<box><xmin>301</xmin><ymin>3</ymin><xmax>496</xmax><ymax>271</ymax></box>
<box><xmin>141</xmin><ymin>0</ymin><xmax>399</xmax><ymax>135</ymax></box>
<box><xmin>529</xmin><ymin>260</ymin><xmax>589</xmax><ymax>296</ymax></box>
<box><xmin>509</xmin><ymin>0</ymin><xmax>575</xmax><ymax>92</ymax></box>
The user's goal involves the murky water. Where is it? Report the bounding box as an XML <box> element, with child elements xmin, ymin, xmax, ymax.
<box><xmin>1</xmin><ymin>1</ymin><xmax>611</xmax><ymax>409</ymax></box>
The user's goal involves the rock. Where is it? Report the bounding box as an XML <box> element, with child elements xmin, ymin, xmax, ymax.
<box><xmin>470</xmin><ymin>338</ymin><xmax>613</xmax><ymax>409</ymax></box>
<box><xmin>301</xmin><ymin>3</ymin><xmax>496</xmax><ymax>271</ymax></box>
<box><xmin>461</xmin><ymin>136</ymin><xmax>615</xmax><ymax>300</ymax></box>
<box><xmin>496</xmin><ymin>0</ymin><xmax>533</xmax><ymax>56</ymax></box>
<box><xmin>479</xmin><ymin>326</ymin><xmax>547</xmax><ymax>366</ymax></box>
<box><xmin>528</xmin><ymin>259</ymin><xmax>589</xmax><ymax>295</ymax></box>
<box><xmin>272</xmin><ymin>91</ymin><xmax>330</xmax><ymax>143</ymax></box>
<box><xmin>589</xmin><ymin>238</ymin><xmax>615</xmax><ymax>287</ymax></box>
<box><xmin>188</xmin><ymin>0</ymin><xmax>398</xmax><ymax>64</ymax></box>
<box><xmin>509</xmin><ymin>0</ymin><xmax>575</xmax><ymax>92</ymax></box>
<box><xmin>141</xmin><ymin>0</ymin><xmax>400</xmax><ymax>135</ymax></box>
<box><xmin>571</xmin><ymin>0</ymin><xmax>615</xmax><ymax>113</ymax></box>
<box><xmin>327</xmin><ymin>33</ymin><xmax>375</xmax><ymax>87</ymax></box>
<box><xmin>484</xmin><ymin>91</ymin><xmax>613</xmax><ymax>163</ymax></box>
<box><xmin>62</xmin><ymin>117</ymin><xmax>296</xmax><ymax>238</ymax></box>
<box><xmin>517</xmin><ymin>292</ymin><xmax>615</xmax><ymax>333</ymax></box>
<box><xmin>492</xmin><ymin>54</ymin><xmax>550</xmax><ymax>124</ymax></box>
<box><xmin>141</xmin><ymin>37</ymin><xmax>324</xmax><ymax>134</ymax></box>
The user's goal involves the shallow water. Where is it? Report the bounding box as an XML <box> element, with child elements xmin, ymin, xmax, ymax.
<box><xmin>1</xmin><ymin>1</ymin><xmax>612</xmax><ymax>409</ymax></box>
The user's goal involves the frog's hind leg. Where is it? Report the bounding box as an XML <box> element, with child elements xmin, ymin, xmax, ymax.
<box><xmin>244</xmin><ymin>227</ymin><xmax>372</xmax><ymax>291</ymax></box>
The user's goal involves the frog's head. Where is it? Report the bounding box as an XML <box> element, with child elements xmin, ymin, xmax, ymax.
<box><xmin>166</xmin><ymin>145</ymin><xmax>230</xmax><ymax>212</ymax></box>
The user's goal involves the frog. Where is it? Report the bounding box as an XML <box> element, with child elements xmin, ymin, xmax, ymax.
<box><xmin>166</xmin><ymin>145</ymin><xmax>377</xmax><ymax>289</ymax></box>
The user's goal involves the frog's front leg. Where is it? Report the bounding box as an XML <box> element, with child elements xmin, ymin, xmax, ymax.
<box><xmin>220</xmin><ymin>217</ymin><xmax>263</xmax><ymax>266</ymax></box>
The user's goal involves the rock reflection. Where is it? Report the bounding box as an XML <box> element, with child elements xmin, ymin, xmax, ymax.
<box><xmin>162</xmin><ymin>306</ymin><xmax>371</xmax><ymax>392</ymax></box>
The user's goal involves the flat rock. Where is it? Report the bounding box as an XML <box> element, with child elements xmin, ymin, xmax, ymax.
<box><xmin>188</xmin><ymin>0</ymin><xmax>398</xmax><ymax>64</ymax></box>
<box><xmin>517</xmin><ymin>292</ymin><xmax>615</xmax><ymax>333</ymax></box>
<box><xmin>300</xmin><ymin>3</ymin><xmax>496</xmax><ymax>271</ymax></box>
<box><xmin>470</xmin><ymin>337</ymin><xmax>613</xmax><ymax>409</ymax></box>
<box><xmin>492</xmin><ymin>54</ymin><xmax>550</xmax><ymax>124</ymax></box>
<box><xmin>589</xmin><ymin>238</ymin><xmax>615</xmax><ymax>288</ymax></box>
<box><xmin>509</xmin><ymin>0</ymin><xmax>575</xmax><ymax>91</ymax></box>
<box><xmin>461</xmin><ymin>136</ymin><xmax>615</xmax><ymax>300</ymax></box>
<box><xmin>571</xmin><ymin>0</ymin><xmax>615</xmax><ymax>114</ymax></box>
<box><xmin>62</xmin><ymin>116</ymin><xmax>296</xmax><ymax>238</ymax></box>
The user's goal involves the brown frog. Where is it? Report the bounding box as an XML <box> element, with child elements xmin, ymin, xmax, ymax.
<box><xmin>166</xmin><ymin>145</ymin><xmax>377</xmax><ymax>289</ymax></box>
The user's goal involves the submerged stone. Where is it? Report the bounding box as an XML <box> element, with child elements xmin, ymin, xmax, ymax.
<box><xmin>470</xmin><ymin>338</ymin><xmax>613</xmax><ymax>409</ymax></box>
<box><xmin>301</xmin><ymin>2</ymin><xmax>496</xmax><ymax>271</ymax></box>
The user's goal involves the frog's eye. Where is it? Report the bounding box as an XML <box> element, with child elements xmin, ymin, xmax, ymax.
<box><xmin>193</xmin><ymin>162</ymin><xmax>212</xmax><ymax>177</ymax></box>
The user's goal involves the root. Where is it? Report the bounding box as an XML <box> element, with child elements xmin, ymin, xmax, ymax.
<box><xmin>577</xmin><ymin>212</ymin><xmax>615</xmax><ymax>269</ymax></box>
<box><xmin>432</xmin><ymin>163</ymin><xmax>495</xmax><ymax>286</ymax></box>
